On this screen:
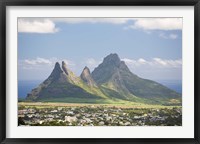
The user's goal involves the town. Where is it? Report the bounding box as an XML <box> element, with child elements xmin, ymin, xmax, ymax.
<box><xmin>18</xmin><ymin>105</ymin><xmax>182</xmax><ymax>126</ymax></box>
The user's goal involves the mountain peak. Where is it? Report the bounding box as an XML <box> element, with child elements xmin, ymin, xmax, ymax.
<box><xmin>81</xmin><ymin>66</ymin><xmax>91</xmax><ymax>77</ymax></box>
<box><xmin>62</xmin><ymin>61</ymin><xmax>66</xmax><ymax>65</ymax></box>
<box><xmin>62</xmin><ymin>61</ymin><xmax>69</xmax><ymax>75</ymax></box>
<box><xmin>55</xmin><ymin>62</ymin><xmax>61</xmax><ymax>69</ymax></box>
<box><xmin>27</xmin><ymin>54</ymin><xmax>181</xmax><ymax>105</ymax></box>
<box><xmin>80</xmin><ymin>66</ymin><xmax>97</xmax><ymax>87</ymax></box>
<box><xmin>108</xmin><ymin>53</ymin><xmax>119</xmax><ymax>57</ymax></box>
<box><xmin>92</xmin><ymin>53</ymin><xmax>128</xmax><ymax>84</ymax></box>
<box><xmin>48</xmin><ymin>62</ymin><xmax>63</xmax><ymax>80</ymax></box>
<box><xmin>52</xmin><ymin>62</ymin><xmax>63</xmax><ymax>74</ymax></box>
<box><xmin>83</xmin><ymin>66</ymin><xmax>90</xmax><ymax>73</ymax></box>
<box><xmin>103</xmin><ymin>53</ymin><xmax>121</xmax><ymax>66</ymax></box>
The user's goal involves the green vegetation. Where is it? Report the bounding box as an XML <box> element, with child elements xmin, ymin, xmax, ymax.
<box><xmin>26</xmin><ymin>53</ymin><xmax>181</xmax><ymax>106</ymax></box>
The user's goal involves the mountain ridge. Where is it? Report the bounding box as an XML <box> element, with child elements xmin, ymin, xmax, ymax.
<box><xmin>26</xmin><ymin>53</ymin><xmax>181</xmax><ymax>105</ymax></box>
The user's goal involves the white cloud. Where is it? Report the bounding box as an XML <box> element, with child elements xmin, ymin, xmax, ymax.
<box><xmin>122</xmin><ymin>58</ymin><xmax>182</xmax><ymax>68</ymax></box>
<box><xmin>138</xmin><ymin>58</ymin><xmax>147</xmax><ymax>64</ymax></box>
<box><xmin>18</xmin><ymin>18</ymin><xmax>182</xmax><ymax>34</ymax></box>
<box><xmin>52</xmin><ymin>18</ymin><xmax>132</xmax><ymax>24</ymax></box>
<box><xmin>159</xmin><ymin>33</ymin><xmax>178</xmax><ymax>39</ymax></box>
<box><xmin>21</xmin><ymin>57</ymin><xmax>75</xmax><ymax>70</ymax></box>
<box><xmin>20</xmin><ymin>57</ymin><xmax>102</xmax><ymax>76</ymax></box>
<box><xmin>86</xmin><ymin>58</ymin><xmax>97</xmax><ymax>66</ymax></box>
<box><xmin>24</xmin><ymin>57</ymin><xmax>52</xmax><ymax>65</ymax></box>
<box><xmin>159</xmin><ymin>33</ymin><xmax>168</xmax><ymax>39</ymax></box>
<box><xmin>84</xmin><ymin>58</ymin><xmax>102</xmax><ymax>69</ymax></box>
<box><xmin>53</xmin><ymin>18</ymin><xmax>182</xmax><ymax>31</ymax></box>
<box><xmin>129</xmin><ymin>18</ymin><xmax>182</xmax><ymax>31</ymax></box>
<box><xmin>121</xmin><ymin>57</ymin><xmax>182</xmax><ymax>80</ymax></box>
<box><xmin>18</xmin><ymin>19</ymin><xmax>59</xmax><ymax>33</ymax></box>
<box><xmin>153</xmin><ymin>58</ymin><xmax>167</xmax><ymax>66</ymax></box>
<box><xmin>169</xmin><ymin>34</ymin><xmax>178</xmax><ymax>39</ymax></box>
<box><xmin>18</xmin><ymin>18</ymin><xmax>130</xmax><ymax>33</ymax></box>
<box><xmin>19</xmin><ymin>57</ymin><xmax>182</xmax><ymax>80</ymax></box>
<box><xmin>153</xmin><ymin>58</ymin><xmax>182</xmax><ymax>68</ymax></box>
<box><xmin>63</xmin><ymin>59</ymin><xmax>76</xmax><ymax>66</ymax></box>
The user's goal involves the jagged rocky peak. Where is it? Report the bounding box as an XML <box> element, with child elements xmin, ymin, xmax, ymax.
<box><xmin>82</xmin><ymin>66</ymin><xmax>90</xmax><ymax>76</ymax></box>
<box><xmin>103</xmin><ymin>53</ymin><xmax>121</xmax><ymax>67</ymax></box>
<box><xmin>91</xmin><ymin>53</ymin><xmax>126</xmax><ymax>84</ymax></box>
<box><xmin>103</xmin><ymin>53</ymin><xmax>129</xmax><ymax>71</ymax></box>
<box><xmin>62</xmin><ymin>61</ymin><xmax>69</xmax><ymax>75</ymax></box>
<box><xmin>55</xmin><ymin>62</ymin><xmax>62</xmax><ymax>71</ymax></box>
<box><xmin>80</xmin><ymin>66</ymin><xmax>97</xmax><ymax>87</ymax></box>
<box><xmin>103</xmin><ymin>53</ymin><xmax>121</xmax><ymax>66</ymax></box>
<box><xmin>49</xmin><ymin>62</ymin><xmax>63</xmax><ymax>78</ymax></box>
<box><xmin>26</xmin><ymin>53</ymin><xmax>181</xmax><ymax>105</ymax></box>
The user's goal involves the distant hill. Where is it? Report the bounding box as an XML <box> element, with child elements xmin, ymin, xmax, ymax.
<box><xmin>26</xmin><ymin>53</ymin><xmax>181</xmax><ymax>105</ymax></box>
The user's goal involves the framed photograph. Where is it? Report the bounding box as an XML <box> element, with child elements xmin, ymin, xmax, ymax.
<box><xmin>0</xmin><ymin>0</ymin><xmax>200</xmax><ymax>143</ymax></box>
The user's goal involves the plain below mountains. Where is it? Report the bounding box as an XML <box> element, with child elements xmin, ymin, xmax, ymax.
<box><xmin>26</xmin><ymin>53</ymin><xmax>181</xmax><ymax>106</ymax></box>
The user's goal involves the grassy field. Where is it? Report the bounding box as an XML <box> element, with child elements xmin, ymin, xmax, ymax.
<box><xmin>18</xmin><ymin>101</ymin><xmax>180</xmax><ymax>109</ymax></box>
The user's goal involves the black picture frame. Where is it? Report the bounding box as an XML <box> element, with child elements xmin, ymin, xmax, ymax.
<box><xmin>0</xmin><ymin>0</ymin><xmax>200</xmax><ymax>144</ymax></box>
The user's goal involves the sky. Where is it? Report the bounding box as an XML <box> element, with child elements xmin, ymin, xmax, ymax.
<box><xmin>18</xmin><ymin>18</ymin><xmax>182</xmax><ymax>81</ymax></box>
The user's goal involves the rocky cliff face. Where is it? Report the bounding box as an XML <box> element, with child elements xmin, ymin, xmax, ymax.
<box><xmin>80</xmin><ymin>66</ymin><xmax>97</xmax><ymax>87</ymax></box>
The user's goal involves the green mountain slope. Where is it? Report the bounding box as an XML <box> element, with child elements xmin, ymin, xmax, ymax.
<box><xmin>91</xmin><ymin>53</ymin><xmax>181</xmax><ymax>104</ymax></box>
<box><xmin>26</xmin><ymin>53</ymin><xmax>181</xmax><ymax>105</ymax></box>
<box><xmin>26</xmin><ymin>62</ymin><xmax>106</xmax><ymax>102</ymax></box>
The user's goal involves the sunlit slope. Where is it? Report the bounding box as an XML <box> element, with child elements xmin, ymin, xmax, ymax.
<box><xmin>27</xmin><ymin>61</ymin><xmax>107</xmax><ymax>101</ymax></box>
<box><xmin>26</xmin><ymin>53</ymin><xmax>181</xmax><ymax>105</ymax></box>
<box><xmin>92</xmin><ymin>54</ymin><xmax>181</xmax><ymax>104</ymax></box>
